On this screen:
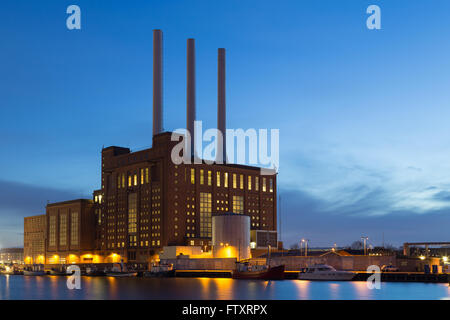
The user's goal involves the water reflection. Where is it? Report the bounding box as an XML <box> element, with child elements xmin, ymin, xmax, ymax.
<box><xmin>0</xmin><ymin>275</ymin><xmax>449</xmax><ymax>300</ymax></box>
<box><xmin>294</xmin><ymin>280</ymin><xmax>310</xmax><ymax>299</ymax></box>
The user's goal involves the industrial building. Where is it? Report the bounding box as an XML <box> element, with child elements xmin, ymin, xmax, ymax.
<box><xmin>23</xmin><ymin>29</ymin><xmax>277</xmax><ymax>264</ymax></box>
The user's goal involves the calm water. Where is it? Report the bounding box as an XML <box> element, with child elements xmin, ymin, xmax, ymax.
<box><xmin>0</xmin><ymin>275</ymin><xmax>449</xmax><ymax>300</ymax></box>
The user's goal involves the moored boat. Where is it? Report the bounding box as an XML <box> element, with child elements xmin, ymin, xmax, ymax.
<box><xmin>143</xmin><ymin>263</ymin><xmax>175</xmax><ymax>277</ymax></box>
<box><xmin>232</xmin><ymin>262</ymin><xmax>285</xmax><ymax>280</ymax></box>
<box><xmin>298</xmin><ymin>264</ymin><xmax>355</xmax><ymax>281</ymax></box>
<box><xmin>23</xmin><ymin>264</ymin><xmax>46</xmax><ymax>276</ymax></box>
<box><xmin>85</xmin><ymin>266</ymin><xmax>106</xmax><ymax>277</ymax></box>
<box><xmin>105</xmin><ymin>260</ymin><xmax>138</xmax><ymax>277</ymax></box>
<box><xmin>0</xmin><ymin>266</ymin><xmax>23</xmax><ymax>275</ymax></box>
<box><xmin>23</xmin><ymin>269</ymin><xmax>46</xmax><ymax>276</ymax></box>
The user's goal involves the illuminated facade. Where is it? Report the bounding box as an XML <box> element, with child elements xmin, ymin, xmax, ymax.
<box><xmin>45</xmin><ymin>199</ymin><xmax>97</xmax><ymax>264</ymax></box>
<box><xmin>92</xmin><ymin>132</ymin><xmax>277</xmax><ymax>263</ymax></box>
<box><xmin>24</xmin><ymin>214</ymin><xmax>46</xmax><ymax>264</ymax></box>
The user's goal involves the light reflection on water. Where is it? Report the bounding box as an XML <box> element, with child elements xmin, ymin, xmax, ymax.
<box><xmin>0</xmin><ymin>275</ymin><xmax>449</xmax><ymax>300</ymax></box>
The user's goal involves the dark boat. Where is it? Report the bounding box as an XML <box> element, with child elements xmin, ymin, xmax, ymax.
<box><xmin>143</xmin><ymin>263</ymin><xmax>175</xmax><ymax>278</ymax></box>
<box><xmin>85</xmin><ymin>266</ymin><xmax>106</xmax><ymax>277</ymax></box>
<box><xmin>232</xmin><ymin>262</ymin><xmax>285</xmax><ymax>280</ymax></box>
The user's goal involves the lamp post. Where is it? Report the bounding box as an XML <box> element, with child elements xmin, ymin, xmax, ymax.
<box><xmin>361</xmin><ymin>236</ymin><xmax>369</xmax><ymax>255</ymax></box>
<box><xmin>302</xmin><ymin>239</ymin><xmax>309</xmax><ymax>257</ymax></box>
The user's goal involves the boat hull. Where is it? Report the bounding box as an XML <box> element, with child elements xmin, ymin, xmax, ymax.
<box><xmin>143</xmin><ymin>270</ymin><xmax>176</xmax><ymax>278</ymax></box>
<box><xmin>232</xmin><ymin>265</ymin><xmax>285</xmax><ymax>280</ymax></box>
<box><xmin>298</xmin><ymin>272</ymin><xmax>355</xmax><ymax>281</ymax></box>
<box><xmin>23</xmin><ymin>271</ymin><xmax>46</xmax><ymax>276</ymax></box>
<box><xmin>106</xmin><ymin>272</ymin><xmax>138</xmax><ymax>277</ymax></box>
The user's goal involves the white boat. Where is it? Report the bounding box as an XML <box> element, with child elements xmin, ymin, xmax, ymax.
<box><xmin>298</xmin><ymin>264</ymin><xmax>355</xmax><ymax>281</ymax></box>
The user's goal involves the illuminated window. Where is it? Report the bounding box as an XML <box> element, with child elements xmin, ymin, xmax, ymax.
<box><xmin>128</xmin><ymin>175</ymin><xmax>132</xmax><ymax>187</ymax></box>
<box><xmin>191</xmin><ymin>168</ymin><xmax>195</xmax><ymax>184</ymax></box>
<box><xmin>200</xmin><ymin>169</ymin><xmax>204</xmax><ymax>185</ymax></box>
<box><xmin>59</xmin><ymin>214</ymin><xmax>67</xmax><ymax>246</ymax></box>
<box><xmin>134</xmin><ymin>174</ymin><xmax>138</xmax><ymax>186</ymax></box>
<box><xmin>262</xmin><ymin>177</ymin><xmax>267</xmax><ymax>192</ymax></box>
<box><xmin>122</xmin><ymin>174</ymin><xmax>125</xmax><ymax>188</ymax></box>
<box><xmin>240</xmin><ymin>174</ymin><xmax>244</xmax><ymax>190</ymax></box>
<box><xmin>224</xmin><ymin>172</ymin><xmax>228</xmax><ymax>188</ymax></box>
<box><xmin>248</xmin><ymin>176</ymin><xmax>252</xmax><ymax>190</ymax></box>
<box><xmin>233</xmin><ymin>174</ymin><xmax>237</xmax><ymax>189</ymax></box>
<box><xmin>269</xmin><ymin>178</ymin><xmax>273</xmax><ymax>192</ymax></box>
<box><xmin>232</xmin><ymin>196</ymin><xmax>244</xmax><ymax>214</ymax></box>
<box><xmin>207</xmin><ymin>171</ymin><xmax>212</xmax><ymax>186</ymax></box>
<box><xmin>200</xmin><ymin>192</ymin><xmax>212</xmax><ymax>238</ymax></box>
<box><xmin>70</xmin><ymin>212</ymin><xmax>79</xmax><ymax>245</ymax></box>
<box><xmin>145</xmin><ymin>168</ymin><xmax>149</xmax><ymax>183</ymax></box>
<box><xmin>128</xmin><ymin>193</ymin><xmax>137</xmax><ymax>234</ymax></box>
<box><xmin>255</xmin><ymin>176</ymin><xmax>259</xmax><ymax>191</ymax></box>
<box><xmin>216</xmin><ymin>172</ymin><xmax>221</xmax><ymax>187</ymax></box>
<box><xmin>140</xmin><ymin>168</ymin><xmax>144</xmax><ymax>184</ymax></box>
<box><xmin>49</xmin><ymin>215</ymin><xmax>56</xmax><ymax>246</ymax></box>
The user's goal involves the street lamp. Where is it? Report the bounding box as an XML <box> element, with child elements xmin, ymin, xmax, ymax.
<box><xmin>361</xmin><ymin>236</ymin><xmax>369</xmax><ymax>255</ymax></box>
<box><xmin>302</xmin><ymin>239</ymin><xmax>309</xmax><ymax>257</ymax></box>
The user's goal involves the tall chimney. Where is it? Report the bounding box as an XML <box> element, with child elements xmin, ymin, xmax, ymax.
<box><xmin>217</xmin><ymin>48</ymin><xmax>226</xmax><ymax>163</ymax></box>
<box><xmin>153</xmin><ymin>29</ymin><xmax>163</xmax><ymax>137</ymax></box>
<box><xmin>186</xmin><ymin>38</ymin><xmax>196</xmax><ymax>155</ymax></box>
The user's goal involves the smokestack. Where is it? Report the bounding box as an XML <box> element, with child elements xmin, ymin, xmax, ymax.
<box><xmin>153</xmin><ymin>29</ymin><xmax>163</xmax><ymax>137</ymax></box>
<box><xmin>217</xmin><ymin>48</ymin><xmax>226</xmax><ymax>163</ymax></box>
<box><xmin>186</xmin><ymin>38</ymin><xmax>196</xmax><ymax>156</ymax></box>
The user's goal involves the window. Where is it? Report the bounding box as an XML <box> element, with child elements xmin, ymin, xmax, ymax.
<box><xmin>128</xmin><ymin>193</ymin><xmax>137</xmax><ymax>234</ymax></box>
<box><xmin>128</xmin><ymin>175</ymin><xmax>132</xmax><ymax>187</ymax></box>
<box><xmin>191</xmin><ymin>168</ymin><xmax>195</xmax><ymax>184</ymax></box>
<box><xmin>122</xmin><ymin>174</ymin><xmax>125</xmax><ymax>188</ymax></box>
<box><xmin>269</xmin><ymin>178</ymin><xmax>273</xmax><ymax>192</ymax></box>
<box><xmin>140</xmin><ymin>169</ymin><xmax>144</xmax><ymax>184</ymax></box>
<box><xmin>262</xmin><ymin>177</ymin><xmax>267</xmax><ymax>192</ymax></box>
<box><xmin>200</xmin><ymin>169</ymin><xmax>204</xmax><ymax>185</ymax></box>
<box><xmin>59</xmin><ymin>214</ymin><xmax>67</xmax><ymax>246</ymax></box>
<box><xmin>200</xmin><ymin>193</ymin><xmax>212</xmax><ymax>238</ymax></box>
<box><xmin>233</xmin><ymin>174</ymin><xmax>237</xmax><ymax>189</ymax></box>
<box><xmin>207</xmin><ymin>171</ymin><xmax>212</xmax><ymax>186</ymax></box>
<box><xmin>240</xmin><ymin>174</ymin><xmax>244</xmax><ymax>190</ymax></box>
<box><xmin>117</xmin><ymin>175</ymin><xmax>121</xmax><ymax>189</ymax></box>
<box><xmin>70</xmin><ymin>212</ymin><xmax>79</xmax><ymax>245</ymax></box>
<box><xmin>134</xmin><ymin>174</ymin><xmax>138</xmax><ymax>186</ymax></box>
<box><xmin>145</xmin><ymin>168</ymin><xmax>149</xmax><ymax>183</ymax></box>
<box><xmin>216</xmin><ymin>171</ymin><xmax>221</xmax><ymax>187</ymax></box>
<box><xmin>49</xmin><ymin>215</ymin><xmax>56</xmax><ymax>247</ymax></box>
<box><xmin>248</xmin><ymin>176</ymin><xmax>252</xmax><ymax>190</ymax></box>
<box><xmin>232</xmin><ymin>196</ymin><xmax>244</xmax><ymax>214</ymax></box>
<box><xmin>224</xmin><ymin>172</ymin><xmax>228</xmax><ymax>188</ymax></box>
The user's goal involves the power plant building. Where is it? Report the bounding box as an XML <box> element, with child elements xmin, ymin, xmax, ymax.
<box><xmin>23</xmin><ymin>29</ymin><xmax>277</xmax><ymax>264</ymax></box>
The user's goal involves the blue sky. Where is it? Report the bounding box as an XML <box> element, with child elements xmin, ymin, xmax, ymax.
<box><xmin>1</xmin><ymin>0</ymin><xmax>450</xmax><ymax>248</ymax></box>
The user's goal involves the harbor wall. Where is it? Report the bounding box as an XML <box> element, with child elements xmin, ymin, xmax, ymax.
<box><xmin>269</xmin><ymin>254</ymin><xmax>396</xmax><ymax>271</ymax></box>
<box><xmin>161</xmin><ymin>257</ymin><xmax>237</xmax><ymax>270</ymax></box>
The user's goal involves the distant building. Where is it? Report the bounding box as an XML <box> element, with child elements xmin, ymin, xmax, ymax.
<box><xmin>0</xmin><ymin>248</ymin><xmax>24</xmax><ymax>264</ymax></box>
<box><xmin>24</xmin><ymin>214</ymin><xmax>46</xmax><ymax>264</ymax></box>
<box><xmin>45</xmin><ymin>199</ymin><xmax>97</xmax><ymax>264</ymax></box>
